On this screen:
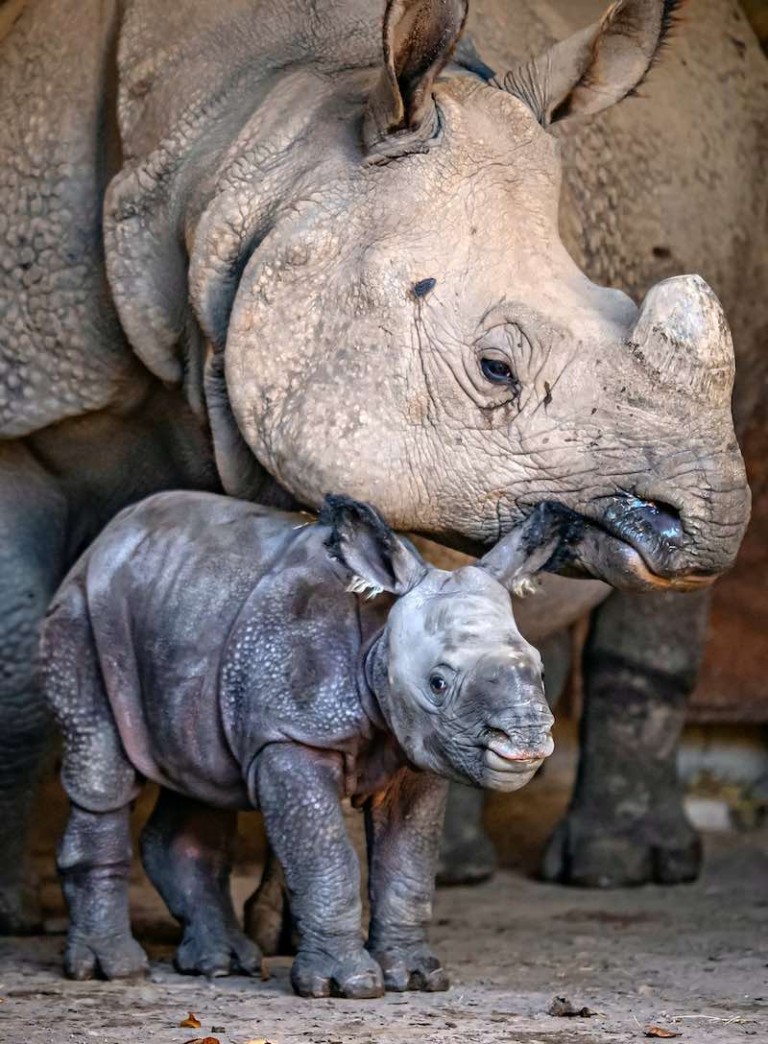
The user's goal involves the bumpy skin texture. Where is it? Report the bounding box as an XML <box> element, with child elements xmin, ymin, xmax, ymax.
<box><xmin>41</xmin><ymin>491</ymin><xmax>557</xmax><ymax>990</ymax></box>
<box><xmin>0</xmin><ymin>0</ymin><xmax>764</xmax><ymax>923</ymax></box>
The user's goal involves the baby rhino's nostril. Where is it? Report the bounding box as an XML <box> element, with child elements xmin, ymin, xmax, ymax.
<box><xmin>486</xmin><ymin>727</ymin><xmax>512</xmax><ymax>746</ymax></box>
<box><xmin>485</xmin><ymin>726</ymin><xmax>553</xmax><ymax>762</ymax></box>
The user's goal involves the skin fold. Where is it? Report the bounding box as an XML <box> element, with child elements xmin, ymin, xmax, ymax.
<box><xmin>0</xmin><ymin>0</ymin><xmax>763</xmax><ymax>929</ymax></box>
<box><xmin>42</xmin><ymin>492</ymin><xmax>566</xmax><ymax>994</ymax></box>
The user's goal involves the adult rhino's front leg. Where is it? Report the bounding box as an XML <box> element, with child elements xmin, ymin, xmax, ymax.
<box><xmin>542</xmin><ymin>587</ymin><xmax>707</xmax><ymax>887</ymax></box>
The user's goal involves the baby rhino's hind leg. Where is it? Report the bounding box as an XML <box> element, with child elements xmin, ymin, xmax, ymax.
<box><xmin>140</xmin><ymin>790</ymin><xmax>261</xmax><ymax>978</ymax></box>
<box><xmin>43</xmin><ymin>583</ymin><xmax>147</xmax><ymax>980</ymax></box>
<box><xmin>58</xmin><ymin>805</ymin><xmax>148</xmax><ymax>981</ymax></box>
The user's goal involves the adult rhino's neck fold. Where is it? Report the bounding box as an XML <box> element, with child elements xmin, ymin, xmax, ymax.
<box><xmin>204</xmin><ymin>350</ymin><xmax>300</xmax><ymax>507</ymax></box>
<box><xmin>105</xmin><ymin>9</ymin><xmax>335</xmax><ymax>412</ymax></box>
<box><xmin>188</xmin><ymin>68</ymin><xmax>369</xmax><ymax>352</ymax></box>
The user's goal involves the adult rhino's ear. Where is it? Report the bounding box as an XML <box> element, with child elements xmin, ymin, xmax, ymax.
<box><xmin>320</xmin><ymin>494</ymin><xmax>427</xmax><ymax>597</ymax></box>
<box><xmin>364</xmin><ymin>0</ymin><xmax>468</xmax><ymax>153</ymax></box>
<box><xmin>479</xmin><ymin>504</ymin><xmax>579</xmax><ymax>596</ymax></box>
<box><xmin>500</xmin><ymin>0</ymin><xmax>684</xmax><ymax>127</ymax></box>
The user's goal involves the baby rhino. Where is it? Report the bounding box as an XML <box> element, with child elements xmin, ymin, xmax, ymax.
<box><xmin>42</xmin><ymin>491</ymin><xmax>567</xmax><ymax>997</ymax></box>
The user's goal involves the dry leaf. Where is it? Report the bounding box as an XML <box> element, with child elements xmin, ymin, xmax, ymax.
<box><xmin>180</xmin><ymin>1013</ymin><xmax>202</xmax><ymax>1029</ymax></box>
<box><xmin>244</xmin><ymin>1039</ymin><xmax>273</xmax><ymax>1044</ymax></box>
<box><xmin>181</xmin><ymin>1037</ymin><xmax>220</xmax><ymax>1044</ymax></box>
<box><xmin>645</xmin><ymin>1027</ymin><xmax>682</xmax><ymax>1039</ymax></box>
<box><xmin>549</xmin><ymin>995</ymin><xmax>596</xmax><ymax>1018</ymax></box>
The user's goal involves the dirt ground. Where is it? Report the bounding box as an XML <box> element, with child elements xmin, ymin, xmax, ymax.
<box><xmin>1</xmin><ymin>731</ymin><xmax>766</xmax><ymax>1044</ymax></box>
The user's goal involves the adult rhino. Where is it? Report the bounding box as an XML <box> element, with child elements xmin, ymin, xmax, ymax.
<box><xmin>0</xmin><ymin>0</ymin><xmax>759</xmax><ymax>934</ymax></box>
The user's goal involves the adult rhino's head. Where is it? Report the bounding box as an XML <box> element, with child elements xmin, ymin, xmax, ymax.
<box><xmin>109</xmin><ymin>0</ymin><xmax>749</xmax><ymax>591</ymax></box>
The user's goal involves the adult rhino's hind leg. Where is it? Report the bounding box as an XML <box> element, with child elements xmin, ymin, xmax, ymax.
<box><xmin>542</xmin><ymin>588</ymin><xmax>706</xmax><ymax>888</ymax></box>
<box><xmin>0</xmin><ymin>443</ymin><xmax>67</xmax><ymax>933</ymax></box>
<box><xmin>140</xmin><ymin>790</ymin><xmax>262</xmax><ymax>978</ymax></box>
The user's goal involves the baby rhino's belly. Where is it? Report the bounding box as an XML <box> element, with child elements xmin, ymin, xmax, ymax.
<box><xmin>110</xmin><ymin>684</ymin><xmax>250</xmax><ymax>810</ymax></box>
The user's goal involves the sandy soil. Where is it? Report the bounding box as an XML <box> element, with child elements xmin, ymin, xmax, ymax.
<box><xmin>1</xmin><ymin>735</ymin><xmax>766</xmax><ymax>1044</ymax></box>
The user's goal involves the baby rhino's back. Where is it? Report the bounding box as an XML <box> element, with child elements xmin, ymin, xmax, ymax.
<box><xmin>44</xmin><ymin>492</ymin><xmax>304</xmax><ymax>809</ymax></box>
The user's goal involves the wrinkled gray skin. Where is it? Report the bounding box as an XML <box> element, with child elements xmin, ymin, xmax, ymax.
<box><xmin>42</xmin><ymin>491</ymin><xmax>561</xmax><ymax>995</ymax></box>
<box><xmin>0</xmin><ymin>0</ymin><xmax>764</xmax><ymax>931</ymax></box>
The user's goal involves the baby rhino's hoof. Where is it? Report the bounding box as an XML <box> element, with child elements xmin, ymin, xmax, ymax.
<box><xmin>65</xmin><ymin>930</ymin><xmax>149</xmax><ymax>981</ymax></box>
<box><xmin>175</xmin><ymin>926</ymin><xmax>262</xmax><ymax>978</ymax></box>
<box><xmin>291</xmin><ymin>948</ymin><xmax>385</xmax><ymax>999</ymax></box>
<box><xmin>370</xmin><ymin>943</ymin><xmax>449</xmax><ymax>992</ymax></box>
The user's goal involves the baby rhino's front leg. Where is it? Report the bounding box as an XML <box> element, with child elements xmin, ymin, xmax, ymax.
<box><xmin>366</xmin><ymin>769</ymin><xmax>450</xmax><ymax>992</ymax></box>
<box><xmin>255</xmin><ymin>744</ymin><xmax>384</xmax><ymax>998</ymax></box>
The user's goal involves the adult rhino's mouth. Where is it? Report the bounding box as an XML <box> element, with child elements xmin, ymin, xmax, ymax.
<box><xmin>561</xmin><ymin>494</ymin><xmax>717</xmax><ymax>592</ymax></box>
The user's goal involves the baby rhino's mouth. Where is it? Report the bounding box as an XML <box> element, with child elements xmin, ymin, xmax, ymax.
<box><xmin>484</xmin><ymin>730</ymin><xmax>554</xmax><ymax>774</ymax></box>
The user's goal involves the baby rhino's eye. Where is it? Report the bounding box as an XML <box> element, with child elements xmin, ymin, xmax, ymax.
<box><xmin>429</xmin><ymin>672</ymin><xmax>448</xmax><ymax>697</ymax></box>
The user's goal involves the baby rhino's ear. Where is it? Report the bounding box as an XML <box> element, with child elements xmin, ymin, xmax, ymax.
<box><xmin>320</xmin><ymin>494</ymin><xmax>427</xmax><ymax>597</ymax></box>
<box><xmin>479</xmin><ymin>503</ymin><xmax>579</xmax><ymax>595</ymax></box>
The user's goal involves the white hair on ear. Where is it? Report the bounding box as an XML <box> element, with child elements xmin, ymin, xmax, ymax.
<box><xmin>511</xmin><ymin>576</ymin><xmax>539</xmax><ymax>599</ymax></box>
<box><xmin>346</xmin><ymin>575</ymin><xmax>385</xmax><ymax>600</ymax></box>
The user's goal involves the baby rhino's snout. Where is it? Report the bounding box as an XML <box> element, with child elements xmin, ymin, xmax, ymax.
<box><xmin>467</xmin><ymin>652</ymin><xmax>554</xmax><ymax>785</ymax></box>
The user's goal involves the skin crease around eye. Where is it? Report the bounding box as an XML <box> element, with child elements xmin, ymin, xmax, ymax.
<box><xmin>473</xmin><ymin>323</ymin><xmax>525</xmax><ymax>401</ymax></box>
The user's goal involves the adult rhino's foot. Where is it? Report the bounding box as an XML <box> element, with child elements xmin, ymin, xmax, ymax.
<box><xmin>175</xmin><ymin>924</ymin><xmax>262</xmax><ymax>978</ymax></box>
<box><xmin>437</xmin><ymin>781</ymin><xmax>495</xmax><ymax>886</ymax></box>
<box><xmin>541</xmin><ymin>804</ymin><xmax>702</xmax><ymax>887</ymax></box>
<box><xmin>291</xmin><ymin>945</ymin><xmax>384</xmax><ymax>999</ymax></box>
<box><xmin>369</xmin><ymin>941</ymin><xmax>449</xmax><ymax>993</ymax></box>
<box><xmin>0</xmin><ymin>880</ymin><xmax>43</xmax><ymax>934</ymax></box>
<box><xmin>65</xmin><ymin>929</ymin><xmax>149</xmax><ymax>981</ymax></box>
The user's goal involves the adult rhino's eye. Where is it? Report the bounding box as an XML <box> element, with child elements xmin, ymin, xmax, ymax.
<box><xmin>429</xmin><ymin>672</ymin><xmax>448</xmax><ymax>698</ymax></box>
<box><xmin>480</xmin><ymin>356</ymin><xmax>517</xmax><ymax>386</ymax></box>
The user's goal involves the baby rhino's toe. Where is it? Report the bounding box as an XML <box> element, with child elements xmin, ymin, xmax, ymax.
<box><xmin>65</xmin><ymin>931</ymin><xmax>149</xmax><ymax>981</ymax></box>
<box><xmin>291</xmin><ymin>947</ymin><xmax>385</xmax><ymax>999</ymax></box>
<box><xmin>371</xmin><ymin>943</ymin><xmax>449</xmax><ymax>992</ymax></box>
<box><xmin>175</xmin><ymin>925</ymin><xmax>262</xmax><ymax>978</ymax></box>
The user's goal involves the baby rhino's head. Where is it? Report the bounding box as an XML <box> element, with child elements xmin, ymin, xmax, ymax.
<box><xmin>322</xmin><ymin>496</ymin><xmax>578</xmax><ymax>793</ymax></box>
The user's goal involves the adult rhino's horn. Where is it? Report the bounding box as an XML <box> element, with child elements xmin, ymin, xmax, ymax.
<box><xmin>627</xmin><ymin>275</ymin><xmax>735</xmax><ymax>406</ymax></box>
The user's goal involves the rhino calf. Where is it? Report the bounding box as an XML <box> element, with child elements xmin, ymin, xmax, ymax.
<box><xmin>41</xmin><ymin>491</ymin><xmax>569</xmax><ymax>996</ymax></box>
